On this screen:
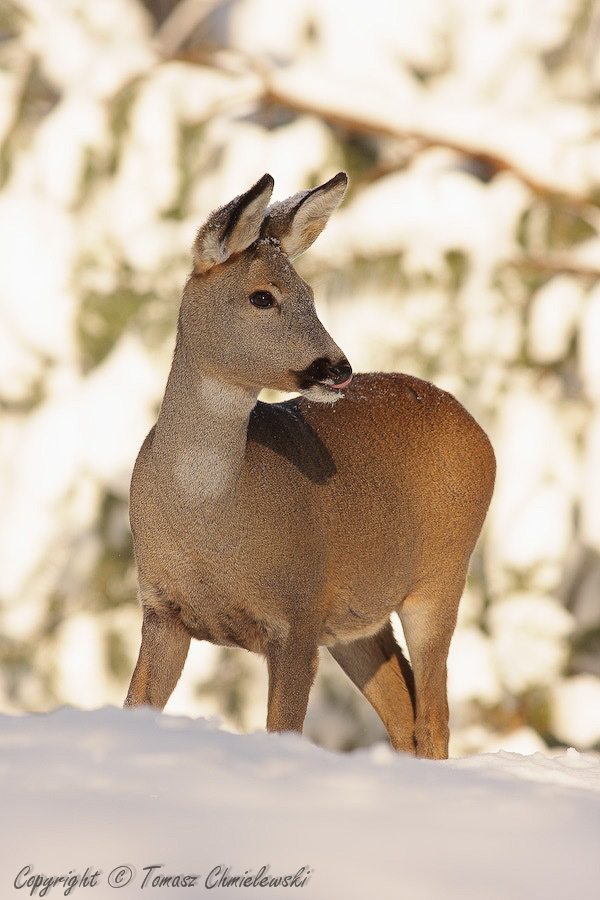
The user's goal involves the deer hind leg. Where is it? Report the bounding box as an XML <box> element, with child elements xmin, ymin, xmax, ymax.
<box><xmin>266</xmin><ymin>628</ymin><xmax>320</xmax><ymax>734</ymax></box>
<box><xmin>398</xmin><ymin>577</ymin><xmax>465</xmax><ymax>760</ymax></box>
<box><xmin>124</xmin><ymin>605</ymin><xmax>191</xmax><ymax>710</ymax></box>
<box><xmin>329</xmin><ymin>619</ymin><xmax>416</xmax><ymax>753</ymax></box>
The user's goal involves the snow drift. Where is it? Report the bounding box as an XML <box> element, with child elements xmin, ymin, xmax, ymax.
<box><xmin>1</xmin><ymin>707</ymin><xmax>598</xmax><ymax>899</ymax></box>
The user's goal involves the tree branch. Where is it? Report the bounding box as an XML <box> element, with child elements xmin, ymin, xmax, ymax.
<box><xmin>514</xmin><ymin>254</ymin><xmax>600</xmax><ymax>279</ymax></box>
<box><xmin>262</xmin><ymin>83</ymin><xmax>591</xmax><ymax>208</ymax></box>
<box><xmin>167</xmin><ymin>46</ymin><xmax>596</xmax><ymax>211</ymax></box>
<box><xmin>155</xmin><ymin>0</ymin><xmax>223</xmax><ymax>56</ymax></box>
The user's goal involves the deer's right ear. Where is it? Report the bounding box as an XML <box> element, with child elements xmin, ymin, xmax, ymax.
<box><xmin>193</xmin><ymin>174</ymin><xmax>274</xmax><ymax>274</ymax></box>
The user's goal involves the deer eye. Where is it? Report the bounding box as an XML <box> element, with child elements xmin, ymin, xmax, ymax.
<box><xmin>249</xmin><ymin>290</ymin><xmax>275</xmax><ymax>309</ymax></box>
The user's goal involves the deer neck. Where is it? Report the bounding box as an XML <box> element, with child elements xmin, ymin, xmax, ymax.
<box><xmin>152</xmin><ymin>337</ymin><xmax>258</xmax><ymax>507</ymax></box>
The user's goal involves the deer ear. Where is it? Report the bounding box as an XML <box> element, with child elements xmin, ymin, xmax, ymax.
<box><xmin>193</xmin><ymin>174</ymin><xmax>274</xmax><ymax>274</ymax></box>
<box><xmin>262</xmin><ymin>172</ymin><xmax>348</xmax><ymax>260</ymax></box>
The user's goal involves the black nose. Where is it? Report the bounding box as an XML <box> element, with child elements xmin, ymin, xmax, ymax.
<box><xmin>326</xmin><ymin>359</ymin><xmax>353</xmax><ymax>385</ymax></box>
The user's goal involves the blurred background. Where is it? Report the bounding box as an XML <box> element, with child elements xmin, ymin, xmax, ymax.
<box><xmin>1</xmin><ymin>0</ymin><xmax>600</xmax><ymax>756</ymax></box>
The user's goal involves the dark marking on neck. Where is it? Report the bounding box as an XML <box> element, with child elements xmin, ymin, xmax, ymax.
<box><xmin>248</xmin><ymin>399</ymin><xmax>337</xmax><ymax>484</ymax></box>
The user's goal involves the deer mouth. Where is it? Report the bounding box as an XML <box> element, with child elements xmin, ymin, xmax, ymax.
<box><xmin>293</xmin><ymin>358</ymin><xmax>353</xmax><ymax>397</ymax></box>
<box><xmin>327</xmin><ymin>373</ymin><xmax>353</xmax><ymax>390</ymax></box>
<box><xmin>296</xmin><ymin>376</ymin><xmax>353</xmax><ymax>404</ymax></box>
<box><xmin>293</xmin><ymin>366</ymin><xmax>353</xmax><ymax>404</ymax></box>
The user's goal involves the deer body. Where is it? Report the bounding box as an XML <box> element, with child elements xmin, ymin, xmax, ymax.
<box><xmin>125</xmin><ymin>173</ymin><xmax>495</xmax><ymax>758</ymax></box>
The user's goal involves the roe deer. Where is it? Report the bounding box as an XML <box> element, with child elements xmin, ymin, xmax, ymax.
<box><xmin>124</xmin><ymin>172</ymin><xmax>495</xmax><ymax>759</ymax></box>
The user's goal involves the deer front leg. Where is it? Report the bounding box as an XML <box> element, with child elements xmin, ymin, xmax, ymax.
<box><xmin>329</xmin><ymin>619</ymin><xmax>416</xmax><ymax>753</ymax></box>
<box><xmin>265</xmin><ymin>630</ymin><xmax>319</xmax><ymax>734</ymax></box>
<box><xmin>125</xmin><ymin>605</ymin><xmax>191</xmax><ymax>709</ymax></box>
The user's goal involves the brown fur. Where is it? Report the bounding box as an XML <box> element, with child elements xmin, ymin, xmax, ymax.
<box><xmin>124</xmin><ymin>174</ymin><xmax>495</xmax><ymax>759</ymax></box>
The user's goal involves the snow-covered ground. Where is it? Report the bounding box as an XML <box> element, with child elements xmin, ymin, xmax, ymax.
<box><xmin>1</xmin><ymin>708</ymin><xmax>598</xmax><ymax>899</ymax></box>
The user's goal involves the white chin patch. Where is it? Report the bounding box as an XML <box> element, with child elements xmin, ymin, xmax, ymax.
<box><xmin>299</xmin><ymin>384</ymin><xmax>342</xmax><ymax>404</ymax></box>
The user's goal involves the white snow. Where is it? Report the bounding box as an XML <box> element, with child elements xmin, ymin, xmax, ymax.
<box><xmin>550</xmin><ymin>675</ymin><xmax>600</xmax><ymax>748</ymax></box>
<box><xmin>447</xmin><ymin>626</ymin><xmax>502</xmax><ymax>705</ymax></box>
<box><xmin>488</xmin><ymin>385</ymin><xmax>577</xmax><ymax>581</ymax></box>
<box><xmin>579</xmin><ymin>284</ymin><xmax>600</xmax><ymax>401</ymax></box>
<box><xmin>21</xmin><ymin>0</ymin><xmax>154</xmax><ymax>98</ymax></box>
<box><xmin>488</xmin><ymin>592</ymin><xmax>574</xmax><ymax>694</ymax></box>
<box><xmin>528</xmin><ymin>276</ymin><xmax>583</xmax><ymax>365</ymax></box>
<box><xmin>1</xmin><ymin>707</ymin><xmax>598</xmax><ymax>900</ymax></box>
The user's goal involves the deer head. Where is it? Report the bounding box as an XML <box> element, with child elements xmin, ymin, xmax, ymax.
<box><xmin>179</xmin><ymin>173</ymin><xmax>352</xmax><ymax>402</ymax></box>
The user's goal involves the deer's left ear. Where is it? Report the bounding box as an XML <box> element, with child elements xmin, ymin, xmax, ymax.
<box><xmin>262</xmin><ymin>172</ymin><xmax>348</xmax><ymax>259</ymax></box>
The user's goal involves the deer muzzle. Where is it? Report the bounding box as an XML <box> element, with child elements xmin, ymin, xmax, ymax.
<box><xmin>295</xmin><ymin>356</ymin><xmax>353</xmax><ymax>391</ymax></box>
